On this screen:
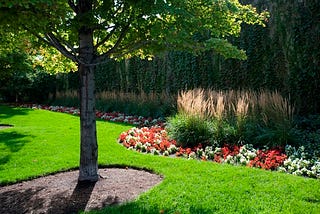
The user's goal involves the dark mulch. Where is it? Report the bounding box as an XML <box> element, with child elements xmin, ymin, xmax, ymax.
<box><xmin>0</xmin><ymin>168</ymin><xmax>163</xmax><ymax>214</ymax></box>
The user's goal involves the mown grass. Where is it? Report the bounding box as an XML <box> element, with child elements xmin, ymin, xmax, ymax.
<box><xmin>0</xmin><ymin>104</ymin><xmax>320</xmax><ymax>214</ymax></box>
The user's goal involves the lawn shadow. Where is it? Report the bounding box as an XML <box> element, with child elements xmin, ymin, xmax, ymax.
<box><xmin>99</xmin><ymin>201</ymin><xmax>219</xmax><ymax>214</ymax></box>
<box><xmin>0</xmin><ymin>131</ymin><xmax>31</xmax><ymax>167</ymax></box>
<box><xmin>0</xmin><ymin>104</ymin><xmax>32</xmax><ymax>120</ymax></box>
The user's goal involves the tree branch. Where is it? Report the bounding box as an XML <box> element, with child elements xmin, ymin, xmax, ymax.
<box><xmin>22</xmin><ymin>25</ymin><xmax>52</xmax><ymax>46</ymax></box>
<box><xmin>104</xmin><ymin>23</ymin><xmax>131</xmax><ymax>55</ymax></box>
<box><xmin>68</xmin><ymin>0</ymin><xmax>78</xmax><ymax>13</ymax></box>
<box><xmin>94</xmin><ymin>26</ymin><xmax>116</xmax><ymax>49</ymax></box>
<box><xmin>94</xmin><ymin>40</ymin><xmax>152</xmax><ymax>63</ymax></box>
<box><xmin>45</xmin><ymin>32</ymin><xmax>78</xmax><ymax>63</ymax></box>
<box><xmin>51</xmin><ymin>30</ymin><xmax>78</xmax><ymax>55</ymax></box>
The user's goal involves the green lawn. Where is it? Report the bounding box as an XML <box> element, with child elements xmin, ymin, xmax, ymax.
<box><xmin>1</xmin><ymin>104</ymin><xmax>320</xmax><ymax>214</ymax></box>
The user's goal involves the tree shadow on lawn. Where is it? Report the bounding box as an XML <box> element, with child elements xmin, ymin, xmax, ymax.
<box><xmin>0</xmin><ymin>104</ymin><xmax>32</xmax><ymax>120</ymax></box>
<box><xmin>0</xmin><ymin>131</ymin><xmax>31</xmax><ymax>167</ymax></box>
<box><xmin>100</xmin><ymin>202</ymin><xmax>218</xmax><ymax>214</ymax></box>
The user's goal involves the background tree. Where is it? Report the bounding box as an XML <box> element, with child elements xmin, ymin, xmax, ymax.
<box><xmin>0</xmin><ymin>0</ymin><xmax>267</xmax><ymax>182</ymax></box>
<box><xmin>0</xmin><ymin>29</ymin><xmax>73</xmax><ymax>102</ymax></box>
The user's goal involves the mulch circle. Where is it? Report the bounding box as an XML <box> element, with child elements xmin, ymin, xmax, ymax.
<box><xmin>0</xmin><ymin>168</ymin><xmax>163</xmax><ymax>214</ymax></box>
<box><xmin>0</xmin><ymin>124</ymin><xmax>13</xmax><ymax>130</ymax></box>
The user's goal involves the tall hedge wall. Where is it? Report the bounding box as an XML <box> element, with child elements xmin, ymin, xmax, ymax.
<box><xmin>60</xmin><ymin>0</ymin><xmax>319</xmax><ymax>114</ymax></box>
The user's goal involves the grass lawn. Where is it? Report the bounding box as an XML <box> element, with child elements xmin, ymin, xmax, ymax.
<box><xmin>1</xmin><ymin>104</ymin><xmax>320</xmax><ymax>213</ymax></box>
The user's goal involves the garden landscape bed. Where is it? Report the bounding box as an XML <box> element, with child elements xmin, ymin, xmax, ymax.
<box><xmin>18</xmin><ymin>104</ymin><xmax>320</xmax><ymax>179</ymax></box>
<box><xmin>1</xmin><ymin>104</ymin><xmax>320</xmax><ymax>213</ymax></box>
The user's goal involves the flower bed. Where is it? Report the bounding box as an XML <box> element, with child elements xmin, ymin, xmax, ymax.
<box><xmin>119</xmin><ymin>126</ymin><xmax>320</xmax><ymax>179</ymax></box>
<box><xmin>20</xmin><ymin>104</ymin><xmax>165</xmax><ymax>127</ymax></box>
<box><xmin>18</xmin><ymin>104</ymin><xmax>320</xmax><ymax>179</ymax></box>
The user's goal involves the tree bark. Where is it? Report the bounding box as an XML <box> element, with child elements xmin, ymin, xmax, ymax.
<box><xmin>78</xmin><ymin>62</ymin><xmax>98</xmax><ymax>183</ymax></box>
<box><xmin>77</xmin><ymin>0</ymin><xmax>98</xmax><ymax>183</ymax></box>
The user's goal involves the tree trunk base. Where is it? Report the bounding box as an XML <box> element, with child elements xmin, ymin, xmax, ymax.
<box><xmin>78</xmin><ymin>174</ymin><xmax>99</xmax><ymax>183</ymax></box>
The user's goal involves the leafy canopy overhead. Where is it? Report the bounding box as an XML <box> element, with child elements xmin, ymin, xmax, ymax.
<box><xmin>0</xmin><ymin>0</ymin><xmax>267</xmax><ymax>63</ymax></box>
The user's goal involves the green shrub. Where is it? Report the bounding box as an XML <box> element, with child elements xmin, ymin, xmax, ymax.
<box><xmin>166</xmin><ymin>113</ymin><xmax>214</xmax><ymax>148</ymax></box>
<box><xmin>290</xmin><ymin>115</ymin><xmax>320</xmax><ymax>158</ymax></box>
<box><xmin>210</xmin><ymin>119</ymin><xmax>238</xmax><ymax>146</ymax></box>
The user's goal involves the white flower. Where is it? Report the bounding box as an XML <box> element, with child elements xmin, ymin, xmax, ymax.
<box><xmin>135</xmin><ymin>142</ymin><xmax>142</xmax><ymax>150</ymax></box>
<box><xmin>225</xmin><ymin>155</ymin><xmax>234</xmax><ymax>164</ymax></box>
<box><xmin>278</xmin><ymin>167</ymin><xmax>287</xmax><ymax>172</ymax></box>
<box><xmin>188</xmin><ymin>152</ymin><xmax>197</xmax><ymax>160</ymax></box>
<box><xmin>293</xmin><ymin>170</ymin><xmax>302</xmax><ymax>176</ymax></box>
<box><xmin>168</xmin><ymin>145</ymin><xmax>177</xmax><ymax>154</ymax></box>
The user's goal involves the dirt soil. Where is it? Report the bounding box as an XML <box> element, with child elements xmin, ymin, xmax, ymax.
<box><xmin>0</xmin><ymin>124</ymin><xmax>13</xmax><ymax>129</ymax></box>
<box><xmin>0</xmin><ymin>168</ymin><xmax>163</xmax><ymax>214</ymax></box>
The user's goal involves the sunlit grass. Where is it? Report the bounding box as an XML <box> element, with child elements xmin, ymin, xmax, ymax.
<box><xmin>0</xmin><ymin>104</ymin><xmax>319</xmax><ymax>214</ymax></box>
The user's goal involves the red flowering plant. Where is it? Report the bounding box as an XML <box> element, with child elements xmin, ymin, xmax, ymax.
<box><xmin>118</xmin><ymin>126</ymin><xmax>178</xmax><ymax>156</ymax></box>
<box><xmin>212</xmin><ymin>145</ymin><xmax>240</xmax><ymax>163</ymax></box>
<box><xmin>119</xmin><ymin>126</ymin><xmax>287</xmax><ymax>171</ymax></box>
<box><xmin>249</xmin><ymin>147</ymin><xmax>287</xmax><ymax>170</ymax></box>
<box><xmin>176</xmin><ymin>144</ymin><xmax>203</xmax><ymax>159</ymax></box>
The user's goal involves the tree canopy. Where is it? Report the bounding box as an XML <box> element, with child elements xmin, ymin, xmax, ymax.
<box><xmin>0</xmin><ymin>0</ymin><xmax>267</xmax><ymax>62</ymax></box>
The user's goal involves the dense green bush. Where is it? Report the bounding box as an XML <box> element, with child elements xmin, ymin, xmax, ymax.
<box><xmin>166</xmin><ymin>114</ymin><xmax>214</xmax><ymax>148</ymax></box>
<box><xmin>290</xmin><ymin>115</ymin><xmax>320</xmax><ymax>158</ymax></box>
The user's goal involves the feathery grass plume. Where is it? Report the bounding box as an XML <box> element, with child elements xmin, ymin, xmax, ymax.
<box><xmin>51</xmin><ymin>90</ymin><xmax>79</xmax><ymax>107</ymax></box>
<box><xmin>234</xmin><ymin>94</ymin><xmax>249</xmax><ymax>121</ymax></box>
<box><xmin>215</xmin><ymin>93</ymin><xmax>225</xmax><ymax>121</ymax></box>
<box><xmin>177</xmin><ymin>89</ymin><xmax>208</xmax><ymax>118</ymax></box>
<box><xmin>98</xmin><ymin>90</ymin><xmax>177</xmax><ymax>117</ymax></box>
<box><xmin>258</xmin><ymin>90</ymin><xmax>294</xmax><ymax>127</ymax></box>
<box><xmin>255</xmin><ymin>90</ymin><xmax>295</xmax><ymax>146</ymax></box>
<box><xmin>232</xmin><ymin>93</ymin><xmax>250</xmax><ymax>139</ymax></box>
<box><xmin>206</xmin><ymin>90</ymin><xmax>226</xmax><ymax>121</ymax></box>
<box><xmin>55</xmin><ymin>90</ymin><xmax>79</xmax><ymax>100</ymax></box>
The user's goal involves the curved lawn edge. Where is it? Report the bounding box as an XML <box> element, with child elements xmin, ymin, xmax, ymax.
<box><xmin>118</xmin><ymin>126</ymin><xmax>320</xmax><ymax>180</ymax></box>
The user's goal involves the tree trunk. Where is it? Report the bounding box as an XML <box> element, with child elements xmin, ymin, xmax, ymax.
<box><xmin>78</xmin><ymin>63</ymin><xmax>98</xmax><ymax>182</ymax></box>
<box><xmin>77</xmin><ymin>0</ymin><xmax>98</xmax><ymax>182</ymax></box>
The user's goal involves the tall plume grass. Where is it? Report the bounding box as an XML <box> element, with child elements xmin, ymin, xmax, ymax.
<box><xmin>176</xmin><ymin>88</ymin><xmax>295</xmax><ymax>146</ymax></box>
<box><xmin>96</xmin><ymin>90</ymin><xmax>177</xmax><ymax>117</ymax></box>
<box><xmin>51</xmin><ymin>90</ymin><xmax>177</xmax><ymax>117</ymax></box>
<box><xmin>258</xmin><ymin>90</ymin><xmax>294</xmax><ymax>126</ymax></box>
<box><xmin>178</xmin><ymin>89</ymin><xmax>252</xmax><ymax>122</ymax></box>
<box><xmin>177</xmin><ymin>89</ymin><xmax>294</xmax><ymax>125</ymax></box>
<box><xmin>177</xmin><ymin>89</ymin><xmax>208</xmax><ymax>118</ymax></box>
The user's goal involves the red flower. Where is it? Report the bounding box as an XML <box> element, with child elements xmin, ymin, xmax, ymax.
<box><xmin>249</xmin><ymin>147</ymin><xmax>286</xmax><ymax>170</ymax></box>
